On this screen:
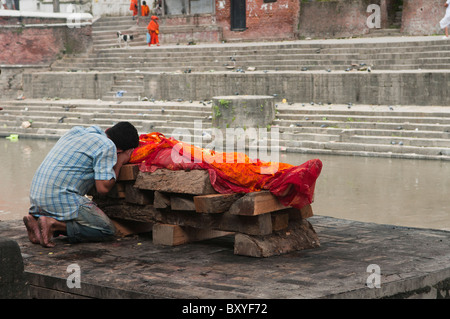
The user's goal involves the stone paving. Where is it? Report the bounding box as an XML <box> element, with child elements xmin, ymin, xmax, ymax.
<box><xmin>2</xmin><ymin>215</ymin><xmax>450</xmax><ymax>299</ymax></box>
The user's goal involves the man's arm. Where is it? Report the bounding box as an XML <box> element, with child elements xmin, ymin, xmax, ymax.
<box><xmin>95</xmin><ymin>149</ymin><xmax>134</xmax><ymax>195</ymax></box>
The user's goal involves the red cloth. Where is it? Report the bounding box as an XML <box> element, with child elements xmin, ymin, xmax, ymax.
<box><xmin>130</xmin><ymin>133</ymin><xmax>322</xmax><ymax>210</ymax></box>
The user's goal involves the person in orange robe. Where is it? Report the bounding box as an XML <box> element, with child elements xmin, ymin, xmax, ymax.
<box><xmin>141</xmin><ymin>1</ymin><xmax>150</xmax><ymax>16</ymax></box>
<box><xmin>129</xmin><ymin>0</ymin><xmax>138</xmax><ymax>19</ymax></box>
<box><xmin>147</xmin><ymin>15</ymin><xmax>160</xmax><ymax>46</ymax></box>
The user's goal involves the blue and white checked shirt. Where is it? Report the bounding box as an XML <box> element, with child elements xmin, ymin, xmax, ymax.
<box><xmin>29</xmin><ymin>126</ymin><xmax>117</xmax><ymax>221</ymax></box>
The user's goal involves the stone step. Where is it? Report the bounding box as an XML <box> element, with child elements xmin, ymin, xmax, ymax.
<box><xmin>274</xmin><ymin>118</ymin><xmax>449</xmax><ymax>132</ymax></box>
<box><xmin>283</xmin><ymin>142</ymin><xmax>450</xmax><ymax>160</ymax></box>
<box><xmin>275</xmin><ymin>125</ymin><xmax>450</xmax><ymax>140</ymax></box>
<box><xmin>341</xmin><ymin>134</ymin><xmax>450</xmax><ymax>148</ymax></box>
<box><xmin>2</xmin><ymin>99</ymin><xmax>449</xmax><ymax>160</ymax></box>
<box><xmin>58</xmin><ymin>44</ymin><xmax>450</xmax><ymax>60</ymax></box>
<box><xmin>93</xmin><ymin>52</ymin><xmax>450</xmax><ymax>62</ymax></box>
<box><xmin>275</xmin><ymin>113</ymin><xmax>450</xmax><ymax>124</ymax></box>
<box><xmin>50</xmin><ymin>57</ymin><xmax>450</xmax><ymax>72</ymax></box>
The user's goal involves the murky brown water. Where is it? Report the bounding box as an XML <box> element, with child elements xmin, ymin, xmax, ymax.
<box><xmin>1</xmin><ymin>138</ymin><xmax>449</xmax><ymax>231</ymax></box>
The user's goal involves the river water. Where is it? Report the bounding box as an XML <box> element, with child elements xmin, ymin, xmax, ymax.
<box><xmin>1</xmin><ymin>138</ymin><xmax>449</xmax><ymax>231</ymax></box>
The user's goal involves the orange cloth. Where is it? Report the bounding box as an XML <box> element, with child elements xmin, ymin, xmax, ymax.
<box><xmin>141</xmin><ymin>5</ymin><xmax>149</xmax><ymax>16</ymax></box>
<box><xmin>147</xmin><ymin>16</ymin><xmax>159</xmax><ymax>45</ymax></box>
<box><xmin>130</xmin><ymin>0</ymin><xmax>138</xmax><ymax>16</ymax></box>
<box><xmin>130</xmin><ymin>133</ymin><xmax>322</xmax><ymax>210</ymax></box>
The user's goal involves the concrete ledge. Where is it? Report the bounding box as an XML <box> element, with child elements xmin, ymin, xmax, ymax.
<box><xmin>22</xmin><ymin>71</ymin><xmax>450</xmax><ymax>106</ymax></box>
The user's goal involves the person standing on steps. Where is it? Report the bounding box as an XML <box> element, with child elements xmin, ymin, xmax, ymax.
<box><xmin>141</xmin><ymin>1</ymin><xmax>150</xmax><ymax>16</ymax></box>
<box><xmin>440</xmin><ymin>0</ymin><xmax>450</xmax><ymax>39</ymax></box>
<box><xmin>147</xmin><ymin>15</ymin><xmax>160</xmax><ymax>46</ymax></box>
<box><xmin>23</xmin><ymin>122</ymin><xmax>139</xmax><ymax>248</ymax></box>
<box><xmin>130</xmin><ymin>0</ymin><xmax>138</xmax><ymax>20</ymax></box>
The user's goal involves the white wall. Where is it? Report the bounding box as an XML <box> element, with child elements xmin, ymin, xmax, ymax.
<box><xmin>9</xmin><ymin>0</ymin><xmax>157</xmax><ymax>17</ymax></box>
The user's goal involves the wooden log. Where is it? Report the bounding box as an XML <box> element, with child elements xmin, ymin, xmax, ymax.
<box><xmin>193</xmin><ymin>193</ymin><xmax>243</xmax><ymax>214</ymax></box>
<box><xmin>134</xmin><ymin>169</ymin><xmax>216</xmax><ymax>195</ymax></box>
<box><xmin>271</xmin><ymin>212</ymin><xmax>289</xmax><ymax>232</ymax></box>
<box><xmin>100</xmin><ymin>203</ymin><xmax>273</xmax><ymax>236</ymax></box>
<box><xmin>153</xmin><ymin>191</ymin><xmax>171</xmax><ymax>209</ymax></box>
<box><xmin>107</xmin><ymin>183</ymin><xmax>126</xmax><ymax>199</ymax></box>
<box><xmin>170</xmin><ymin>194</ymin><xmax>196</xmax><ymax>211</ymax></box>
<box><xmin>300</xmin><ymin>204</ymin><xmax>314</xmax><ymax>219</ymax></box>
<box><xmin>111</xmin><ymin>218</ymin><xmax>154</xmax><ymax>237</ymax></box>
<box><xmin>152</xmin><ymin>224</ymin><xmax>232</xmax><ymax>246</ymax></box>
<box><xmin>125</xmin><ymin>184</ymin><xmax>153</xmax><ymax>205</ymax></box>
<box><xmin>233</xmin><ymin>219</ymin><xmax>320</xmax><ymax>257</ymax></box>
<box><xmin>228</xmin><ymin>191</ymin><xmax>287</xmax><ymax>216</ymax></box>
<box><xmin>101</xmin><ymin>202</ymin><xmax>159</xmax><ymax>223</ymax></box>
<box><xmin>118</xmin><ymin>164</ymin><xmax>140</xmax><ymax>181</ymax></box>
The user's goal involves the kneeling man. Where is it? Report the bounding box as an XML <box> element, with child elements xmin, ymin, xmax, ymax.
<box><xmin>23</xmin><ymin>122</ymin><xmax>139</xmax><ymax>247</ymax></box>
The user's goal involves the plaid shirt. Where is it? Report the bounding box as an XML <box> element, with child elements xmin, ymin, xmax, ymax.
<box><xmin>29</xmin><ymin>126</ymin><xmax>117</xmax><ymax>221</ymax></box>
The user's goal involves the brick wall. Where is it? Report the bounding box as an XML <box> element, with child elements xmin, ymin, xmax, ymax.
<box><xmin>297</xmin><ymin>0</ymin><xmax>382</xmax><ymax>39</ymax></box>
<box><xmin>0</xmin><ymin>15</ymin><xmax>92</xmax><ymax>65</ymax></box>
<box><xmin>402</xmin><ymin>0</ymin><xmax>445</xmax><ymax>36</ymax></box>
<box><xmin>216</xmin><ymin>0</ymin><xmax>300</xmax><ymax>41</ymax></box>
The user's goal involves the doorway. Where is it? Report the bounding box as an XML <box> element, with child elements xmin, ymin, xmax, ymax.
<box><xmin>231</xmin><ymin>0</ymin><xmax>246</xmax><ymax>31</ymax></box>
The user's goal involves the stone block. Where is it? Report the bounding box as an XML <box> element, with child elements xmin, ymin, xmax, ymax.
<box><xmin>0</xmin><ymin>237</ymin><xmax>27</xmax><ymax>298</ymax></box>
<box><xmin>212</xmin><ymin>95</ymin><xmax>275</xmax><ymax>130</ymax></box>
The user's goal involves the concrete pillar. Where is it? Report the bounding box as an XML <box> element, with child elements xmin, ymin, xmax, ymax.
<box><xmin>211</xmin><ymin>95</ymin><xmax>275</xmax><ymax>130</ymax></box>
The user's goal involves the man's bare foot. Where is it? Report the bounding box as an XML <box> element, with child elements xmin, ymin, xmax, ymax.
<box><xmin>23</xmin><ymin>215</ymin><xmax>41</xmax><ymax>244</ymax></box>
<box><xmin>38</xmin><ymin>216</ymin><xmax>57</xmax><ymax>248</ymax></box>
<box><xmin>37</xmin><ymin>216</ymin><xmax>67</xmax><ymax>248</ymax></box>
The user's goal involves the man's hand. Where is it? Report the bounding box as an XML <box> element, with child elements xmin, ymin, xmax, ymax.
<box><xmin>117</xmin><ymin>149</ymin><xmax>134</xmax><ymax>166</ymax></box>
<box><xmin>95</xmin><ymin>149</ymin><xmax>135</xmax><ymax>195</ymax></box>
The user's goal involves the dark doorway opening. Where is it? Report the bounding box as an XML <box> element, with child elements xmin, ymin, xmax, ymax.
<box><xmin>231</xmin><ymin>0</ymin><xmax>246</xmax><ymax>31</ymax></box>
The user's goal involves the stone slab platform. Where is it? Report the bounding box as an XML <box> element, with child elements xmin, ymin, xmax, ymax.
<box><xmin>1</xmin><ymin>216</ymin><xmax>450</xmax><ymax>299</ymax></box>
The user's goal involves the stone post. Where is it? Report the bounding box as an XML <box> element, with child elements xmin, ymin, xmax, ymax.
<box><xmin>211</xmin><ymin>95</ymin><xmax>275</xmax><ymax>130</ymax></box>
<box><xmin>0</xmin><ymin>237</ymin><xmax>27</xmax><ymax>298</ymax></box>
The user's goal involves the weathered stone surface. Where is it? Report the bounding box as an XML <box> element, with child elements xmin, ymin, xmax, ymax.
<box><xmin>2</xmin><ymin>217</ymin><xmax>450</xmax><ymax>299</ymax></box>
<box><xmin>211</xmin><ymin>95</ymin><xmax>275</xmax><ymax>129</ymax></box>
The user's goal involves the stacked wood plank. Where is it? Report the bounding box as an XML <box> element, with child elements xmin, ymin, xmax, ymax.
<box><xmin>94</xmin><ymin>164</ymin><xmax>320</xmax><ymax>257</ymax></box>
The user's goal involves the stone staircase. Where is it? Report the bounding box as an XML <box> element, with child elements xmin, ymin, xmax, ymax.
<box><xmin>7</xmin><ymin>13</ymin><xmax>450</xmax><ymax>161</ymax></box>
<box><xmin>273</xmin><ymin>103</ymin><xmax>450</xmax><ymax>160</ymax></box>
<box><xmin>1</xmin><ymin>99</ymin><xmax>449</xmax><ymax>161</ymax></box>
<box><xmin>48</xmin><ymin>15</ymin><xmax>450</xmax><ymax>75</ymax></box>
<box><xmin>0</xmin><ymin>99</ymin><xmax>212</xmax><ymax>140</ymax></box>
<box><xmin>101</xmin><ymin>73</ymin><xmax>146</xmax><ymax>102</ymax></box>
<box><xmin>91</xmin><ymin>16</ymin><xmax>146</xmax><ymax>50</ymax></box>
<box><xmin>51</xmin><ymin>37</ymin><xmax>450</xmax><ymax>75</ymax></box>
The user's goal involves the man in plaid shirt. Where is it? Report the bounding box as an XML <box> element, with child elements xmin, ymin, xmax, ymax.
<box><xmin>23</xmin><ymin>122</ymin><xmax>139</xmax><ymax>248</ymax></box>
